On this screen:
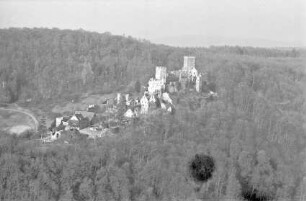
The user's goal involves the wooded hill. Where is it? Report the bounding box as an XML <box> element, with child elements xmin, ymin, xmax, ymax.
<box><xmin>0</xmin><ymin>28</ymin><xmax>305</xmax><ymax>201</ymax></box>
<box><xmin>0</xmin><ymin>28</ymin><xmax>303</xmax><ymax>103</ymax></box>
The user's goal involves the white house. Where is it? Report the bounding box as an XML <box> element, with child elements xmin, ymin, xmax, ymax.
<box><xmin>209</xmin><ymin>91</ymin><xmax>218</xmax><ymax>97</ymax></box>
<box><xmin>50</xmin><ymin>131</ymin><xmax>61</xmax><ymax>140</ymax></box>
<box><xmin>161</xmin><ymin>103</ymin><xmax>167</xmax><ymax>110</ymax></box>
<box><xmin>55</xmin><ymin>117</ymin><xmax>64</xmax><ymax>127</ymax></box>
<box><xmin>162</xmin><ymin>92</ymin><xmax>173</xmax><ymax>104</ymax></box>
<box><xmin>124</xmin><ymin>109</ymin><xmax>134</xmax><ymax>118</ymax></box>
<box><xmin>75</xmin><ymin>111</ymin><xmax>95</xmax><ymax>121</ymax></box>
<box><xmin>70</xmin><ymin>115</ymin><xmax>79</xmax><ymax>121</ymax></box>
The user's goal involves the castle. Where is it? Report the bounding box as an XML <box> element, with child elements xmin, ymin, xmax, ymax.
<box><xmin>171</xmin><ymin>56</ymin><xmax>204</xmax><ymax>92</ymax></box>
<box><xmin>45</xmin><ymin>56</ymin><xmax>211</xmax><ymax>142</ymax></box>
<box><xmin>147</xmin><ymin>66</ymin><xmax>167</xmax><ymax>95</ymax></box>
<box><xmin>139</xmin><ymin>56</ymin><xmax>205</xmax><ymax>114</ymax></box>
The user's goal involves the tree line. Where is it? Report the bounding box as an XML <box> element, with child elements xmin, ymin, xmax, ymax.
<box><xmin>0</xmin><ymin>28</ymin><xmax>303</xmax><ymax>103</ymax></box>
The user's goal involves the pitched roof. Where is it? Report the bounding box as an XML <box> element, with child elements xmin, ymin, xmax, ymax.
<box><xmin>62</xmin><ymin>116</ymin><xmax>71</xmax><ymax>122</ymax></box>
<box><xmin>70</xmin><ymin>114</ymin><xmax>82</xmax><ymax>121</ymax></box>
<box><xmin>124</xmin><ymin>109</ymin><xmax>134</xmax><ymax>118</ymax></box>
<box><xmin>75</xmin><ymin>111</ymin><xmax>95</xmax><ymax>120</ymax></box>
<box><xmin>102</xmin><ymin>99</ymin><xmax>109</xmax><ymax>104</ymax></box>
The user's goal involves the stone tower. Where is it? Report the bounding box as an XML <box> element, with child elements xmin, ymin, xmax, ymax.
<box><xmin>183</xmin><ymin>56</ymin><xmax>195</xmax><ymax>72</ymax></box>
<box><xmin>155</xmin><ymin>66</ymin><xmax>167</xmax><ymax>83</ymax></box>
<box><xmin>196</xmin><ymin>74</ymin><xmax>202</xmax><ymax>92</ymax></box>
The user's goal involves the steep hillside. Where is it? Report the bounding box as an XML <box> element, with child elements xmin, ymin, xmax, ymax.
<box><xmin>0</xmin><ymin>28</ymin><xmax>302</xmax><ymax>104</ymax></box>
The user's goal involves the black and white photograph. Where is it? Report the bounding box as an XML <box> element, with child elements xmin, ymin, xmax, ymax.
<box><xmin>0</xmin><ymin>0</ymin><xmax>305</xmax><ymax>200</ymax></box>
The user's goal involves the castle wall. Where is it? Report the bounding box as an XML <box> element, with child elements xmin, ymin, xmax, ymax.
<box><xmin>155</xmin><ymin>66</ymin><xmax>167</xmax><ymax>83</ymax></box>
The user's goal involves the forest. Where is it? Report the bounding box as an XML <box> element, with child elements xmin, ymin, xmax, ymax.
<box><xmin>0</xmin><ymin>28</ymin><xmax>305</xmax><ymax>201</ymax></box>
<box><xmin>0</xmin><ymin>28</ymin><xmax>304</xmax><ymax>103</ymax></box>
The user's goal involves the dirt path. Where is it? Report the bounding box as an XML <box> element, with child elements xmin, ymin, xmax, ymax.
<box><xmin>0</xmin><ymin>105</ymin><xmax>39</xmax><ymax>132</ymax></box>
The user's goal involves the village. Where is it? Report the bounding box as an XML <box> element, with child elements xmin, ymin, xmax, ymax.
<box><xmin>43</xmin><ymin>56</ymin><xmax>218</xmax><ymax>143</ymax></box>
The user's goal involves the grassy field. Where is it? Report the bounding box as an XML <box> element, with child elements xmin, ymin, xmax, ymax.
<box><xmin>0</xmin><ymin>109</ymin><xmax>35</xmax><ymax>135</ymax></box>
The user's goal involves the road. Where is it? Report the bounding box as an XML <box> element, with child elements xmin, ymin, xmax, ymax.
<box><xmin>0</xmin><ymin>104</ymin><xmax>39</xmax><ymax>132</ymax></box>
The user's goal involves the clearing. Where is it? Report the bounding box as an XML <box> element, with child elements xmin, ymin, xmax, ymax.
<box><xmin>0</xmin><ymin>105</ymin><xmax>38</xmax><ymax>135</ymax></box>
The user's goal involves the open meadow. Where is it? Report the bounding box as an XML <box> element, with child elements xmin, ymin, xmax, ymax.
<box><xmin>0</xmin><ymin>109</ymin><xmax>35</xmax><ymax>135</ymax></box>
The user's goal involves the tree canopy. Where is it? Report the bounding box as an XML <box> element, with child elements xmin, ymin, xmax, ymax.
<box><xmin>0</xmin><ymin>28</ymin><xmax>305</xmax><ymax>201</ymax></box>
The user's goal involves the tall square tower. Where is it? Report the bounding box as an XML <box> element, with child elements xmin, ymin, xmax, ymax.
<box><xmin>183</xmin><ymin>56</ymin><xmax>195</xmax><ymax>71</ymax></box>
<box><xmin>155</xmin><ymin>66</ymin><xmax>167</xmax><ymax>83</ymax></box>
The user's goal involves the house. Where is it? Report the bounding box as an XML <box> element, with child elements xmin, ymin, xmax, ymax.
<box><xmin>68</xmin><ymin>114</ymin><xmax>82</xmax><ymax>130</ymax></box>
<box><xmin>55</xmin><ymin>117</ymin><xmax>64</xmax><ymax>127</ymax></box>
<box><xmin>68</xmin><ymin>113</ymin><xmax>91</xmax><ymax>130</ymax></box>
<box><xmin>42</xmin><ymin>130</ymin><xmax>62</xmax><ymax>143</ymax></box>
<box><xmin>102</xmin><ymin>99</ymin><xmax>109</xmax><ymax>105</ymax></box>
<box><xmin>75</xmin><ymin>111</ymin><xmax>96</xmax><ymax>121</ymax></box>
<box><xmin>51</xmin><ymin>131</ymin><xmax>61</xmax><ymax>140</ymax></box>
<box><xmin>207</xmin><ymin>91</ymin><xmax>218</xmax><ymax>100</ymax></box>
<box><xmin>160</xmin><ymin>101</ymin><xmax>175</xmax><ymax>115</ymax></box>
<box><xmin>51</xmin><ymin>116</ymin><xmax>67</xmax><ymax>131</ymax></box>
<box><xmin>133</xmin><ymin>105</ymin><xmax>141</xmax><ymax>117</ymax></box>
<box><xmin>162</xmin><ymin>92</ymin><xmax>173</xmax><ymax>104</ymax></box>
<box><xmin>167</xmin><ymin>104</ymin><xmax>176</xmax><ymax>115</ymax></box>
<box><xmin>124</xmin><ymin>109</ymin><xmax>134</xmax><ymax>118</ymax></box>
<box><xmin>168</xmin><ymin>105</ymin><xmax>173</xmax><ymax>112</ymax></box>
<box><xmin>88</xmin><ymin>104</ymin><xmax>100</xmax><ymax>113</ymax></box>
<box><xmin>161</xmin><ymin>102</ymin><xmax>167</xmax><ymax>110</ymax></box>
<box><xmin>62</xmin><ymin>117</ymin><xmax>70</xmax><ymax>126</ymax></box>
<box><xmin>208</xmin><ymin>91</ymin><xmax>218</xmax><ymax>97</ymax></box>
